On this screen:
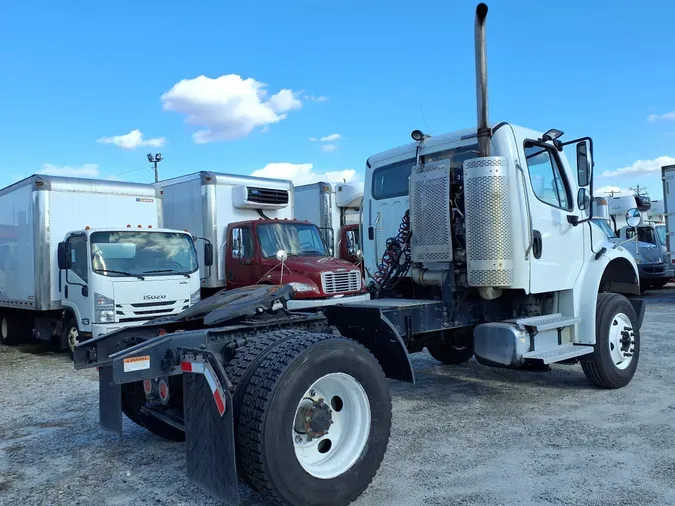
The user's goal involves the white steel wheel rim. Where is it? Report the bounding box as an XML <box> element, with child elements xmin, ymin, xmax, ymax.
<box><xmin>608</xmin><ymin>312</ymin><xmax>634</xmax><ymax>370</ymax></box>
<box><xmin>292</xmin><ymin>372</ymin><xmax>371</xmax><ymax>480</ymax></box>
<box><xmin>68</xmin><ymin>327</ymin><xmax>79</xmax><ymax>351</ymax></box>
<box><xmin>1</xmin><ymin>318</ymin><xmax>7</xmax><ymax>339</ymax></box>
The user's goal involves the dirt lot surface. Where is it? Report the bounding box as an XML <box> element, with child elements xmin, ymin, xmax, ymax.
<box><xmin>2</xmin><ymin>287</ymin><xmax>675</xmax><ymax>506</ymax></box>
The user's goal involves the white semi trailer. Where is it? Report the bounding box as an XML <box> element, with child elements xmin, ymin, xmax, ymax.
<box><xmin>294</xmin><ymin>181</ymin><xmax>363</xmax><ymax>263</ymax></box>
<box><xmin>0</xmin><ymin>175</ymin><xmax>202</xmax><ymax>350</ymax></box>
<box><xmin>663</xmin><ymin>164</ymin><xmax>675</xmax><ymax>267</ymax></box>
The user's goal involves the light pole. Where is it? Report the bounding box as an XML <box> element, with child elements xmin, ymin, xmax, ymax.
<box><xmin>147</xmin><ymin>153</ymin><xmax>163</xmax><ymax>182</ymax></box>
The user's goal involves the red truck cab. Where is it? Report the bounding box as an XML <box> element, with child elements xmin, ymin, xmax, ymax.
<box><xmin>225</xmin><ymin>218</ymin><xmax>369</xmax><ymax>309</ymax></box>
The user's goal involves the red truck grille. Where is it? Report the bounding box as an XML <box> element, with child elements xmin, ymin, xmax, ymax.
<box><xmin>320</xmin><ymin>270</ymin><xmax>361</xmax><ymax>294</ymax></box>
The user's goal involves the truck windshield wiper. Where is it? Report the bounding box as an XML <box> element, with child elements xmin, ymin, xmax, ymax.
<box><xmin>300</xmin><ymin>251</ymin><xmax>327</xmax><ymax>256</ymax></box>
<box><xmin>93</xmin><ymin>269</ymin><xmax>145</xmax><ymax>280</ymax></box>
<box><xmin>143</xmin><ymin>269</ymin><xmax>190</xmax><ymax>278</ymax></box>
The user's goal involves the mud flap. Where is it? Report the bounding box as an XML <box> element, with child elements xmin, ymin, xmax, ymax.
<box><xmin>182</xmin><ymin>354</ymin><xmax>239</xmax><ymax>506</ymax></box>
<box><xmin>98</xmin><ymin>365</ymin><xmax>122</xmax><ymax>436</ymax></box>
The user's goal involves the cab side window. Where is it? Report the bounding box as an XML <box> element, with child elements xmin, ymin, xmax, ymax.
<box><xmin>231</xmin><ymin>227</ymin><xmax>253</xmax><ymax>258</ymax></box>
<box><xmin>68</xmin><ymin>236</ymin><xmax>88</xmax><ymax>282</ymax></box>
<box><xmin>524</xmin><ymin>141</ymin><xmax>572</xmax><ymax>210</ymax></box>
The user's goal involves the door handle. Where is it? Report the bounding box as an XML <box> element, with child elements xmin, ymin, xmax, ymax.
<box><xmin>532</xmin><ymin>230</ymin><xmax>543</xmax><ymax>259</ymax></box>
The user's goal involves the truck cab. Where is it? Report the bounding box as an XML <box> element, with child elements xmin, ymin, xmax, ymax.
<box><xmin>57</xmin><ymin>226</ymin><xmax>203</xmax><ymax>345</ymax></box>
<box><xmin>226</xmin><ymin>218</ymin><xmax>368</xmax><ymax>309</ymax></box>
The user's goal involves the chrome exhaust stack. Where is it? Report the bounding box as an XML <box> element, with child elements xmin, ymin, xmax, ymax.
<box><xmin>474</xmin><ymin>3</ymin><xmax>490</xmax><ymax>157</ymax></box>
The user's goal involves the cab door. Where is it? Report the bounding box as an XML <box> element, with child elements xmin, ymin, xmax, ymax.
<box><xmin>225</xmin><ymin>225</ymin><xmax>258</xmax><ymax>289</ymax></box>
<box><xmin>62</xmin><ymin>234</ymin><xmax>90</xmax><ymax>325</ymax></box>
<box><xmin>521</xmin><ymin>139</ymin><xmax>585</xmax><ymax>293</ymax></box>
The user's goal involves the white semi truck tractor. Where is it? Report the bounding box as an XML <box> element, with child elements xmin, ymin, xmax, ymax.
<box><xmin>73</xmin><ymin>5</ymin><xmax>646</xmax><ymax>506</ymax></box>
<box><xmin>0</xmin><ymin>175</ymin><xmax>203</xmax><ymax>351</ymax></box>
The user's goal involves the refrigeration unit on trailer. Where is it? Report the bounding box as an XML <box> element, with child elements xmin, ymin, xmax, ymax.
<box><xmin>294</xmin><ymin>181</ymin><xmax>363</xmax><ymax>263</ymax></box>
<box><xmin>156</xmin><ymin>172</ymin><xmax>368</xmax><ymax>309</ymax></box>
<box><xmin>73</xmin><ymin>5</ymin><xmax>646</xmax><ymax>506</ymax></box>
<box><xmin>0</xmin><ymin>175</ymin><xmax>202</xmax><ymax>350</ymax></box>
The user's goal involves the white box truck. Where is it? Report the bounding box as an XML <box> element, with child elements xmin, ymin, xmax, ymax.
<box><xmin>294</xmin><ymin>181</ymin><xmax>362</xmax><ymax>263</ymax></box>
<box><xmin>156</xmin><ymin>171</ymin><xmax>369</xmax><ymax>309</ymax></box>
<box><xmin>663</xmin><ymin>164</ymin><xmax>675</xmax><ymax>267</ymax></box>
<box><xmin>0</xmin><ymin>175</ymin><xmax>205</xmax><ymax>350</ymax></box>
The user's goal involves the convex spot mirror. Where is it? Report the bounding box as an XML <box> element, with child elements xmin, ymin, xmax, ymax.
<box><xmin>625</xmin><ymin>208</ymin><xmax>641</xmax><ymax>228</ymax></box>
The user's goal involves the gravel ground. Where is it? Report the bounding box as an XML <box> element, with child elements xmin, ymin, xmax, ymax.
<box><xmin>2</xmin><ymin>287</ymin><xmax>675</xmax><ymax>506</ymax></box>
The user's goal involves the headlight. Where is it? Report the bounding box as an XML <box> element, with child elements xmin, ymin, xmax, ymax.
<box><xmin>190</xmin><ymin>288</ymin><xmax>201</xmax><ymax>305</ymax></box>
<box><xmin>288</xmin><ymin>282</ymin><xmax>318</xmax><ymax>293</ymax></box>
<box><xmin>95</xmin><ymin>293</ymin><xmax>115</xmax><ymax>323</ymax></box>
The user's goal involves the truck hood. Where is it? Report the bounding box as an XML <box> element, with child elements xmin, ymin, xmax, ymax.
<box><xmin>280</xmin><ymin>255</ymin><xmax>357</xmax><ymax>274</ymax></box>
<box><xmin>610</xmin><ymin>238</ymin><xmax>662</xmax><ymax>264</ymax></box>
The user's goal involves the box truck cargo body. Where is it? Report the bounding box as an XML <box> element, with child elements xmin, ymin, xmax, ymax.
<box><xmin>0</xmin><ymin>175</ymin><xmax>201</xmax><ymax>348</ymax></box>
<box><xmin>294</xmin><ymin>182</ymin><xmax>362</xmax><ymax>262</ymax></box>
<box><xmin>157</xmin><ymin>172</ymin><xmax>369</xmax><ymax>309</ymax></box>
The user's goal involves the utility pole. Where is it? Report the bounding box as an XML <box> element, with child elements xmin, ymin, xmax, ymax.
<box><xmin>630</xmin><ymin>184</ymin><xmax>648</xmax><ymax>196</ymax></box>
<box><xmin>604</xmin><ymin>189</ymin><xmax>617</xmax><ymax>197</ymax></box>
<box><xmin>147</xmin><ymin>153</ymin><xmax>163</xmax><ymax>182</ymax></box>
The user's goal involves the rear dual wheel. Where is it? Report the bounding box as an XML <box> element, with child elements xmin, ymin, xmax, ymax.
<box><xmin>228</xmin><ymin>330</ymin><xmax>392</xmax><ymax>506</ymax></box>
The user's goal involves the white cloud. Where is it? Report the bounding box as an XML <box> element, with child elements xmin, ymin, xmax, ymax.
<box><xmin>595</xmin><ymin>185</ymin><xmax>632</xmax><ymax>196</ymax></box>
<box><xmin>321</xmin><ymin>144</ymin><xmax>338</xmax><ymax>153</ymax></box>
<box><xmin>38</xmin><ymin>163</ymin><xmax>100</xmax><ymax>178</ymax></box>
<box><xmin>250</xmin><ymin>162</ymin><xmax>362</xmax><ymax>188</ymax></box>
<box><xmin>97</xmin><ymin>129</ymin><xmax>165</xmax><ymax>150</ymax></box>
<box><xmin>310</xmin><ymin>133</ymin><xmax>342</xmax><ymax>142</ymax></box>
<box><xmin>161</xmin><ymin>74</ymin><xmax>302</xmax><ymax>143</ymax></box>
<box><xmin>648</xmin><ymin>111</ymin><xmax>675</xmax><ymax>122</ymax></box>
<box><xmin>307</xmin><ymin>95</ymin><xmax>328</xmax><ymax>102</ymax></box>
<box><xmin>600</xmin><ymin>156</ymin><xmax>675</xmax><ymax>178</ymax></box>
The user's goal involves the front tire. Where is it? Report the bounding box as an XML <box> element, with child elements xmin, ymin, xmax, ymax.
<box><xmin>235</xmin><ymin>331</ymin><xmax>392</xmax><ymax>506</ymax></box>
<box><xmin>581</xmin><ymin>293</ymin><xmax>640</xmax><ymax>389</ymax></box>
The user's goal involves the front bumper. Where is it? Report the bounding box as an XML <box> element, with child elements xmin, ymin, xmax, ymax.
<box><xmin>91</xmin><ymin>321</ymin><xmax>148</xmax><ymax>338</ymax></box>
<box><xmin>637</xmin><ymin>262</ymin><xmax>674</xmax><ymax>282</ymax></box>
<box><xmin>286</xmin><ymin>293</ymin><xmax>371</xmax><ymax>310</ymax></box>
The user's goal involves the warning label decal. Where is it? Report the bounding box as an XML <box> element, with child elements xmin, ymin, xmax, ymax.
<box><xmin>123</xmin><ymin>355</ymin><xmax>151</xmax><ymax>372</ymax></box>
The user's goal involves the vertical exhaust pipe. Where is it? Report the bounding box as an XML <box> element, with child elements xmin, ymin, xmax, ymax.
<box><xmin>474</xmin><ymin>3</ymin><xmax>490</xmax><ymax>157</ymax></box>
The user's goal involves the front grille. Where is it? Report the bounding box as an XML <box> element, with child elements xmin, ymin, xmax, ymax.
<box><xmin>115</xmin><ymin>299</ymin><xmax>189</xmax><ymax>323</ymax></box>
<box><xmin>247</xmin><ymin>186</ymin><xmax>289</xmax><ymax>205</ymax></box>
<box><xmin>321</xmin><ymin>270</ymin><xmax>361</xmax><ymax>294</ymax></box>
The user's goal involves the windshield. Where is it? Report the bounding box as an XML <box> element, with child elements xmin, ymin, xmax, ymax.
<box><xmin>90</xmin><ymin>231</ymin><xmax>198</xmax><ymax>277</ymax></box>
<box><xmin>656</xmin><ymin>225</ymin><xmax>666</xmax><ymax>246</ymax></box>
<box><xmin>593</xmin><ymin>219</ymin><xmax>616</xmax><ymax>239</ymax></box>
<box><xmin>257</xmin><ymin>223</ymin><xmax>328</xmax><ymax>258</ymax></box>
<box><xmin>626</xmin><ymin>226</ymin><xmax>656</xmax><ymax>245</ymax></box>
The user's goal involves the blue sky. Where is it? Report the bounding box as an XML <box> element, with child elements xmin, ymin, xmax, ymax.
<box><xmin>1</xmin><ymin>0</ymin><xmax>674</xmax><ymax>199</ymax></box>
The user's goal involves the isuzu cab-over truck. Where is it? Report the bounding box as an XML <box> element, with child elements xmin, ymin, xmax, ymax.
<box><xmin>155</xmin><ymin>171</ymin><xmax>369</xmax><ymax>309</ymax></box>
<box><xmin>0</xmin><ymin>175</ymin><xmax>202</xmax><ymax>351</ymax></box>
<box><xmin>294</xmin><ymin>181</ymin><xmax>362</xmax><ymax>263</ymax></box>
<box><xmin>73</xmin><ymin>5</ymin><xmax>645</xmax><ymax>506</ymax></box>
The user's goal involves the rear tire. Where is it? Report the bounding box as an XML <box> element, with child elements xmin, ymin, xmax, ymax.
<box><xmin>581</xmin><ymin>293</ymin><xmax>640</xmax><ymax>389</ymax></box>
<box><xmin>0</xmin><ymin>314</ymin><xmax>24</xmax><ymax>346</ymax></box>
<box><xmin>427</xmin><ymin>341</ymin><xmax>474</xmax><ymax>364</ymax></box>
<box><xmin>234</xmin><ymin>331</ymin><xmax>392</xmax><ymax>506</ymax></box>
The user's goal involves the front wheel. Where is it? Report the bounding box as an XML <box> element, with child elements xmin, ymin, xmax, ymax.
<box><xmin>581</xmin><ymin>293</ymin><xmax>640</xmax><ymax>389</ymax></box>
<box><xmin>236</xmin><ymin>332</ymin><xmax>392</xmax><ymax>506</ymax></box>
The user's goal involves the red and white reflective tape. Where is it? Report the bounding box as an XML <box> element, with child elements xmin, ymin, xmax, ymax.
<box><xmin>181</xmin><ymin>360</ymin><xmax>226</xmax><ymax>416</ymax></box>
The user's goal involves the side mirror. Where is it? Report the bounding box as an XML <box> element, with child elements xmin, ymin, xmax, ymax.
<box><xmin>276</xmin><ymin>249</ymin><xmax>288</xmax><ymax>263</ymax></box>
<box><xmin>204</xmin><ymin>243</ymin><xmax>214</xmax><ymax>267</ymax></box>
<box><xmin>626</xmin><ymin>208</ymin><xmax>641</xmax><ymax>228</ymax></box>
<box><xmin>57</xmin><ymin>242</ymin><xmax>68</xmax><ymax>270</ymax></box>
<box><xmin>577</xmin><ymin>187</ymin><xmax>591</xmax><ymax>211</ymax></box>
<box><xmin>576</xmin><ymin>141</ymin><xmax>592</xmax><ymax>187</ymax></box>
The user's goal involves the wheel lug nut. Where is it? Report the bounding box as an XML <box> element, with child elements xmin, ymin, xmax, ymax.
<box><xmin>309</xmin><ymin>389</ymin><xmax>316</xmax><ymax>397</ymax></box>
<box><xmin>295</xmin><ymin>435</ymin><xmax>303</xmax><ymax>443</ymax></box>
